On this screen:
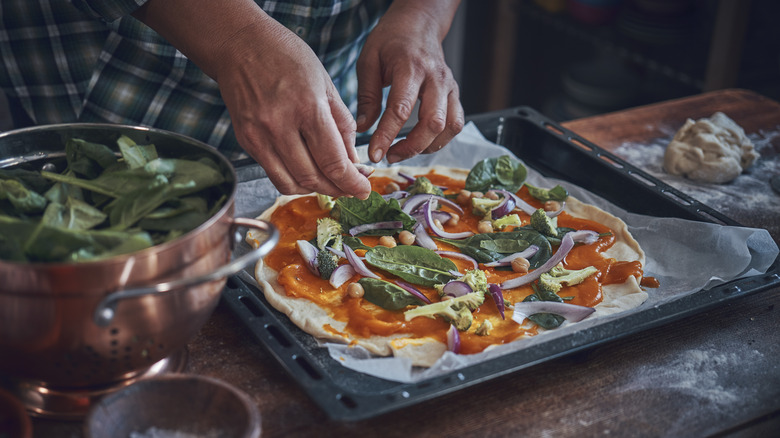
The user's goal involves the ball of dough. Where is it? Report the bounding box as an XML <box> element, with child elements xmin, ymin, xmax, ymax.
<box><xmin>663</xmin><ymin>112</ymin><xmax>759</xmax><ymax>184</ymax></box>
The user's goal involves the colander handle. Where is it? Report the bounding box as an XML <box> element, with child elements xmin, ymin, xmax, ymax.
<box><xmin>93</xmin><ymin>217</ymin><xmax>279</xmax><ymax>327</ymax></box>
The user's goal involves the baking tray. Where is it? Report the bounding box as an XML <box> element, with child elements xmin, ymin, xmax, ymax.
<box><xmin>221</xmin><ymin>106</ymin><xmax>780</xmax><ymax>421</ymax></box>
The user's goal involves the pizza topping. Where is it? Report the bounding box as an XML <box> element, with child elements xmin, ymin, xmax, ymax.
<box><xmin>420</xmin><ymin>199</ymin><xmax>473</xmax><ymax>240</ymax></box>
<box><xmin>447</xmin><ymin>324</ymin><xmax>462</xmax><ymax>353</ymax></box>
<box><xmin>344</xmin><ymin>243</ymin><xmax>380</xmax><ymax>279</ymax></box>
<box><xmin>364</xmin><ymin>245</ymin><xmax>457</xmax><ymax>287</ymax></box>
<box><xmin>329</xmin><ymin>264</ymin><xmax>356</xmax><ymax>288</ymax></box>
<box><xmin>405</xmin><ymin>293</ymin><xmax>482</xmax><ymax>331</ymax></box>
<box><xmin>500</xmin><ymin>230</ymin><xmax>599</xmax><ymax>290</ymax></box>
<box><xmin>537</xmin><ymin>265</ymin><xmax>599</xmax><ymax>294</ymax></box>
<box><xmin>358</xmin><ymin>278</ymin><xmax>427</xmax><ymax>310</ymax></box>
<box><xmin>295</xmin><ymin>240</ymin><xmax>321</xmax><ymax>277</ymax></box>
<box><xmin>484</xmin><ymin>245</ymin><xmax>540</xmax><ymax>268</ymax></box>
<box><xmin>511</xmin><ymin>301</ymin><xmax>596</xmax><ymax>325</ymax></box>
<box><xmin>435</xmin><ymin>250</ymin><xmax>479</xmax><ymax>270</ymax></box>
<box><xmin>348</xmin><ymin>220</ymin><xmax>404</xmax><ymax>236</ymax></box>
<box><xmin>441</xmin><ymin>280</ymin><xmax>472</xmax><ymax>298</ymax></box>
<box><xmin>530</xmin><ymin>207</ymin><xmax>559</xmax><ymax>237</ymax></box>
<box><xmin>487</xmin><ymin>283</ymin><xmax>506</xmax><ymax>319</ymax></box>
<box><xmin>395</xmin><ymin>281</ymin><xmax>433</xmax><ymax>304</ymax></box>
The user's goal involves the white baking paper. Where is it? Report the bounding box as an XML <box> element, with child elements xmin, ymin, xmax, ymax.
<box><xmin>233</xmin><ymin>122</ymin><xmax>779</xmax><ymax>383</ymax></box>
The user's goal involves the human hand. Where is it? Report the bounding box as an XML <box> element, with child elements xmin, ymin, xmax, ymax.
<box><xmin>356</xmin><ymin>0</ymin><xmax>464</xmax><ymax>164</ymax></box>
<box><xmin>134</xmin><ymin>0</ymin><xmax>371</xmax><ymax>198</ymax></box>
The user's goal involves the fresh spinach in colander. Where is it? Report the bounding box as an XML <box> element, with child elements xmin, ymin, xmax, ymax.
<box><xmin>0</xmin><ymin>135</ymin><xmax>228</xmax><ymax>263</ymax></box>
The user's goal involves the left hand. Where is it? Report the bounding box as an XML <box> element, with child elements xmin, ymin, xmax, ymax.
<box><xmin>356</xmin><ymin>0</ymin><xmax>464</xmax><ymax>164</ymax></box>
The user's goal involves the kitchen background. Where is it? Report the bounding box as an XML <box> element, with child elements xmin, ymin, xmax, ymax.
<box><xmin>1</xmin><ymin>0</ymin><xmax>778</xmax><ymax>130</ymax></box>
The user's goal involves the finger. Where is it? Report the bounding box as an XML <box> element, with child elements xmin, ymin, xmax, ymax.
<box><xmin>246</xmin><ymin>139</ymin><xmax>311</xmax><ymax>196</ymax></box>
<box><xmin>385</xmin><ymin>78</ymin><xmax>449</xmax><ymax>163</ymax></box>
<box><xmin>368</xmin><ymin>70</ymin><xmax>421</xmax><ymax>163</ymax></box>
<box><xmin>422</xmin><ymin>88</ymin><xmax>465</xmax><ymax>154</ymax></box>
<box><xmin>329</xmin><ymin>90</ymin><xmax>360</xmax><ymax>163</ymax></box>
<box><xmin>301</xmin><ymin>105</ymin><xmax>372</xmax><ymax>199</ymax></box>
<box><xmin>275</xmin><ymin>132</ymin><xmax>347</xmax><ymax>197</ymax></box>
<box><xmin>356</xmin><ymin>53</ymin><xmax>384</xmax><ymax>135</ymax></box>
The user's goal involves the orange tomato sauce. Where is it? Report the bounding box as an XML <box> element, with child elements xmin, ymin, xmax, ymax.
<box><xmin>264</xmin><ymin>170</ymin><xmax>645</xmax><ymax>356</ymax></box>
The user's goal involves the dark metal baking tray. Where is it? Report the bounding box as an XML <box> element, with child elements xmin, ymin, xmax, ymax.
<box><xmin>221</xmin><ymin>107</ymin><xmax>780</xmax><ymax>422</ymax></box>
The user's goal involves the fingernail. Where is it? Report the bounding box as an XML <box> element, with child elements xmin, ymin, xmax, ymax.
<box><xmin>386</xmin><ymin>153</ymin><xmax>400</xmax><ymax>164</ymax></box>
<box><xmin>371</xmin><ymin>148</ymin><xmax>384</xmax><ymax>163</ymax></box>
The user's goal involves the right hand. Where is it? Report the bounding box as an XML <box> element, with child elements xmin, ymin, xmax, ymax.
<box><xmin>134</xmin><ymin>0</ymin><xmax>372</xmax><ymax>199</ymax></box>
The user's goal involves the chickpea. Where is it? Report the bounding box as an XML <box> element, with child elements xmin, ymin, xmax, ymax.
<box><xmin>446</xmin><ymin>213</ymin><xmax>460</xmax><ymax>226</ymax></box>
<box><xmin>486</xmin><ymin>190</ymin><xmax>499</xmax><ymax>200</ymax></box>
<box><xmin>347</xmin><ymin>282</ymin><xmax>365</xmax><ymax>299</ymax></box>
<box><xmin>456</xmin><ymin>189</ymin><xmax>471</xmax><ymax>205</ymax></box>
<box><xmin>433</xmin><ymin>218</ymin><xmax>443</xmax><ymax>230</ymax></box>
<box><xmin>470</xmin><ymin>191</ymin><xmax>484</xmax><ymax>199</ymax></box>
<box><xmin>477</xmin><ymin>220</ymin><xmax>493</xmax><ymax>234</ymax></box>
<box><xmin>511</xmin><ymin>256</ymin><xmax>530</xmax><ymax>273</ymax></box>
<box><xmin>385</xmin><ymin>181</ymin><xmax>401</xmax><ymax>193</ymax></box>
<box><xmin>544</xmin><ymin>200</ymin><xmax>562</xmax><ymax>212</ymax></box>
<box><xmin>398</xmin><ymin>230</ymin><xmax>416</xmax><ymax>245</ymax></box>
<box><xmin>379</xmin><ymin>235</ymin><xmax>397</xmax><ymax>248</ymax></box>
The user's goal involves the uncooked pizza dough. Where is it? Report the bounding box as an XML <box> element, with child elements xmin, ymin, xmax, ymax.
<box><xmin>663</xmin><ymin>112</ymin><xmax>758</xmax><ymax>184</ymax></box>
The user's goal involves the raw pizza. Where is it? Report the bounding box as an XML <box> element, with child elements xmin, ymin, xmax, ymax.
<box><xmin>246</xmin><ymin>157</ymin><xmax>651</xmax><ymax>367</ymax></box>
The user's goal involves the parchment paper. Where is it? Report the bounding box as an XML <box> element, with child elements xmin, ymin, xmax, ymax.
<box><xmin>233</xmin><ymin>123</ymin><xmax>779</xmax><ymax>383</ymax></box>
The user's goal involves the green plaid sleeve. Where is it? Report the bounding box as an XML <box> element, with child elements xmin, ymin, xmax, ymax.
<box><xmin>70</xmin><ymin>0</ymin><xmax>149</xmax><ymax>22</ymax></box>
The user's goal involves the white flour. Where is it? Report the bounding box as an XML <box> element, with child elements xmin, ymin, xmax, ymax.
<box><xmin>613</xmin><ymin>127</ymin><xmax>780</xmax><ymax>239</ymax></box>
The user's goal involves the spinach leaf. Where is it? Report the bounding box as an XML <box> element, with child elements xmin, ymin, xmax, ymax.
<box><xmin>41</xmin><ymin>197</ymin><xmax>107</xmax><ymax>230</ymax></box>
<box><xmin>0</xmin><ymin>179</ymin><xmax>48</xmax><ymax>214</ymax></box>
<box><xmin>524</xmin><ymin>287</ymin><xmax>565</xmax><ymax>329</ymax></box>
<box><xmin>331</xmin><ymin>191</ymin><xmax>416</xmax><ymax>235</ymax></box>
<box><xmin>343</xmin><ymin>235</ymin><xmax>372</xmax><ymax>251</ymax></box>
<box><xmin>117</xmin><ymin>135</ymin><xmax>158</xmax><ymax>169</ymax></box>
<box><xmin>365</xmin><ymin>245</ymin><xmax>456</xmax><ymax>287</ymax></box>
<box><xmin>465</xmin><ymin>155</ymin><xmax>527</xmax><ymax>193</ymax></box>
<box><xmin>359</xmin><ymin>278</ymin><xmax>425</xmax><ymax>310</ymax></box>
<box><xmin>438</xmin><ymin>229</ymin><xmax>552</xmax><ymax>267</ymax></box>
<box><xmin>0</xmin><ymin>168</ymin><xmax>53</xmax><ymax>194</ymax></box>
<box><xmin>138</xmin><ymin>197</ymin><xmax>210</xmax><ymax>231</ymax></box>
<box><xmin>65</xmin><ymin>138</ymin><xmax>118</xmax><ymax>179</ymax></box>
<box><xmin>525</xmin><ymin>183</ymin><xmax>569</xmax><ymax>202</ymax></box>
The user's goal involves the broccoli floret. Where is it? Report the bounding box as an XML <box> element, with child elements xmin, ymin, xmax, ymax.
<box><xmin>404</xmin><ymin>293</ymin><xmax>483</xmax><ymax>331</ymax></box>
<box><xmin>407</xmin><ymin>176</ymin><xmax>444</xmax><ymax>197</ymax></box>
<box><xmin>492</xmin><ymin>213</ymin><xmax>522</xmax><ymax>230</ymax></box>
<box><xmin>317</xmin><ymin>193</ymin><xmax>335</xmax><ymax>211</ymax></box>
<box><xmin>316</xmin><ymin>249</ymin><xmax>338</xmax><ymax>280</ymax></box>
<box><xmin>471</xmin><ymin>197</ymin><xmax>502</xmax><ymax>218</ymax></box>
<box><xmin>316</xmin><ymin>217</ymin><xmax>343</xmax><ymax>251</ymax></box>
<box><xmin>475</xmin><ymin>319</ymin><xmax>493</xmax><ymax>336</ymax></box>
<box><xmin>530</xmin><ymin>208</ymin><xmax>558</xmax><ymax>237</ymax></box>
<box><xmin>434</xmin><ymin>269</ymin><xmax>489</xmax><ymax>306</ymax></box>
<box><xmin>537</xmin><ymin>265</ymin><xmax>599</xmax><ymax>294</ymax></box>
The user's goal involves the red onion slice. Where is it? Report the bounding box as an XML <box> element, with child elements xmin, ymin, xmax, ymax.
<box><xmin>398</xmin><ymin>171</ymin><xmax>416</xmax><ymax>184</ymax></box>
<box><xmin>490</xmin><ymin>191</ymin><xmax>517</xmax><ymax>219</ymax></box>
<box><xmin>382</xmin><ymin>191</ymin><xmax>409</xmax><ymax>201</ymax></box>
<box><xmin>403</xmin><ymin>193</ymin><xmax>463</xmax><ymax>215</ymax></box>
<box><xmin>329</xmin><ymin>264</ymin><xmax>356</xmax><ymax>288</ymax></box>
<box><xmin>511</xmin><ymin>301</ymin><xmax>595</xmax><ymax>324</ymax></box>
<box><xmin>435</xmin><ymin>250</ymin><xmax>479</xmax><ymax>270</ymax></box>
<box><xmin>546</xmin><ymin>200</ymin><xmax>566</xmax><ymax>218</ymax></box>
<box><xmin>447</xmin><ymin>324</ymin><xmax>461</xmax><ymax>353</ymax></box>
<box><xmin>413</xmin><ymin>223</ymin><xmax>438</xmax><ymax>250</ymax></box>
<box><xmin>423</xmin><ymin>200</ymin><xmax>473</xmax><ymax>239</ymax></box>
<box><xmin>488</xmin><ymin>283</ymin><xmax>505</xmax><ymax>319</ymax></box>
<box><xmin>500</xmin><ymin>230</ymin><xmax>599</xmax><ymax>289</ymax></box>
<box><xmin>343</xmin><ymin>244</ymin><xmax>380</xmax><ymax>279</ymax></box>
<box><xmin>484</xmin><ymin>245</ymin><xmax>540</xmax><ymax>267</ymax></box>
<box><xmin>296</xmin><ymin>240</ymin><xmax>320</xmax><ymax>276</ymax></box>
<box><xmin>442</xmin><ymin>280</ymin><xmax>473</xmax><ymax>297</ymax></box>
<box><xmin>396</xmin><ymin>281</ymin><xmax>432</xmax><ymax>304</ymax></box>
<box><xmin>348</xmin><ymin>221</ymin><xmax>403</xmax><ymax>236</ymax></box>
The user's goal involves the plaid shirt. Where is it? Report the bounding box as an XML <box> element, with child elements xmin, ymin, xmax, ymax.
<box><xmin>0</xmin><ymin>0</ymin><xmax>390</xmax><ymax>159</ymax></box>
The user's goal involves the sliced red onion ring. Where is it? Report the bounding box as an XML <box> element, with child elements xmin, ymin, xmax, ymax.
<box><xmin>348</xmin><ymin>220</ymin><xmax>403</xmax><ymax>236</ymax></box>
<box><xmin>490</xmin><ymin>191</ymin><xmax>517</xmax><ymax>219</ymax></box>
<box><xmin>430</xmin><ymin>210</ymin><xmax>453</xmax><ymax>224</ymax></box>
<box><xmin>398</xmin><ymin>171</ymin><xmax>416</xmax><ymax>184</ymax></box>
<box><xmin>435</xmin><ymin>250</ymin><xmax>479</xmax><ymax>270</ymax></box>
<box><xmin>422</xmin><ymin>200</ymin><xmax>473</xmax><ymax>239</ymax></box>
<box><xmin>296</xmin><ymin>240</ymin><xmax>320</xmax><ymax>276</ymax></box>
<box><xmin>329</xmin><ymin>264</ymin><xmax>356</xmax><ymax>288</ymax></box>
<box><xmin>511</xmin><ymin>301</ymin><xmax>595</xmax><ymax>324</ymax></box>
<box><xmin>484</xmin><ymin>245</ymin><xmax>540</xmax><ymax>267</ymax></box>
<box><xmin>442</xmin><ymin>280</ymin><xmax>472</xmax><ymax>298</ymax></box>
<box><xmin>413</xmin><ymin>223</ymin><xmax>437</xmax><ymax>250</ymax></box>
<box><xmin>382</xmin><ymin>191</ymin><xmax>409</xmax><ymax>201</ymax></box>
<box><xmin>497</xmin><ymin>189</ymin><xmax>566</xmax><ymax>218</ymax></box>
<box><xmin>396</xmin><ymin>281</ymin><xmax>432</xmax><ymax>304</ymax></box>
<box><xmin>343</xmin><ymin>244</ymin><xmax>380</xmax><ymax>279</ymax></box>
<box><xmin>402</xmin><ymin>193</ymin><xmax>463</xmax><ymax>215</ymax></box>
<box><xmin>546</xmin><ymin>200</ymin><xmax>566</xmax><ymax>218</ymax></box>
<box><xmin>447</xmin><ymin>324</ymin><xmax>461</xmax><ymax>353</ymax></box>
<box><xmin>488</xmin><ymin>283</ymin><xmax>505</xmax><ymax>320</ymax></box>
<box><xmin>500</xmin><ymin>230</ymin><xmax>599</xmax><ymax>289</ymax></box>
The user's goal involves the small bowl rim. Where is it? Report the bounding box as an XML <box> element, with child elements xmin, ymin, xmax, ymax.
<box><xmin>83</xmin><ymin>373</ymin><xmax>261</xmax><ymax>438</ymax></box>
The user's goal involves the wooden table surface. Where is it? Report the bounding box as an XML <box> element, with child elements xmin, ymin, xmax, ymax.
<box><xmin>30</xmin><ymin>89</ymin><xmax>780</xmax><ymax>437</ymax></box>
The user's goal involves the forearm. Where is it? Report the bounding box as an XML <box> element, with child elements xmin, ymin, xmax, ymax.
<box><xmin>131</xmin><ymin>0</ymin><xmax>287</xmax><ymax>81</ymax></box>
<box><xmin>381</xmin><ymin>0</ymin><xmax>461</xmax><ymax>42</ymax></box>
